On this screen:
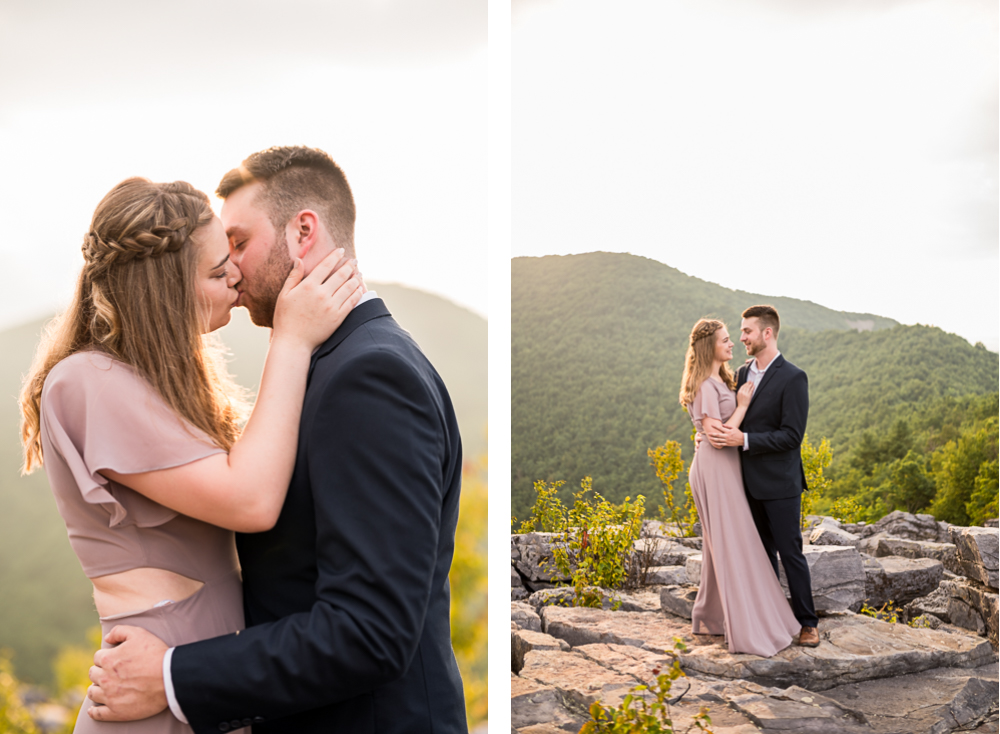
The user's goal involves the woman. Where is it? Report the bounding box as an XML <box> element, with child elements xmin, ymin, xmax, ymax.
<box><xmin>679</xmin><ymin>318</ymin><xmax>800</xmax><ymax>657</ymax></box>
<box><xmin>19</xmin><ymin>178</ymin><xmax>361</xmax><ymax>732</ymax></box>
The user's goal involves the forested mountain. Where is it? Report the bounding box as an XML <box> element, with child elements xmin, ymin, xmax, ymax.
<box><xmin>0</xmin><ymin>283</ymin><xmax>486</xmax><ymax>685</ymax></box>
<box><xmin>511</xmin><ymin>252</ymin><xmax>998</xmax><ymax>521</ymax></box>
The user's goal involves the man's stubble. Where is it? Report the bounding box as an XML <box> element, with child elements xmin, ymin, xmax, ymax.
<box><xmin>245</xmin><ymin>232</ymin><xmax>294</xmax><ymax>329</ymax></box>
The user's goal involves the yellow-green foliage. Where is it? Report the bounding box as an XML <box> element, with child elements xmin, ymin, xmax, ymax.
<box><xmin>0</xmin><ymin>651</ymin><xmax>38</xmax><ymax>734</ymax></box>
<box><xmin>551</xmin><ymin>478</ymin><xmax>646</xmax><ymax>607</ymax></box>
<box><xmin>859</xmin><ymin>601</ymin><xmax>932</xmax><ymax>629</ymax></box>
<box><xmin>513</xmin><ymin>479</ymin><xmax>567</xmax><ymax>533</ymax></box>
<box><xmin>800</xmin><ymin>434</ymin><xmax>833</xmax><ymax>527</ymax></box>
<box><xmin>647</xmin><ymin>441</ymin><xmax>698</xmax><ymax>537</ymax></box>
<box><xmin>450</xmin><ymin>459</ymin><xmax>488</xmax><ymax>729</ymax></box>
<box><xmin>580</xmin><ymin>639</ymin><xmax>713</xmax><ymax>734</ymax></box>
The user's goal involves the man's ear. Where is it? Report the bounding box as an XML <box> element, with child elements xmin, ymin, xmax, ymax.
<box><xmin>285</xmin><ymin>210</ymin><xmax>321</xmax><ymax>259</ymax></box>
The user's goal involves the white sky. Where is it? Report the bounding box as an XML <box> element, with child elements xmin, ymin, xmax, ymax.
<box><xmin>0</xmin><ymin>1</ymin><xmax>486</xmax><ymax>328</ymax></box>
<box><xmin>512</xmin><ymin>0</ymin><xmax>999</xmax><ymax>350</ymax></box>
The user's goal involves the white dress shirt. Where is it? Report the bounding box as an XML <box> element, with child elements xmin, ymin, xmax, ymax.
<box><xmin>742</xmin><ymin>350</ymin><xmax>780</xmax><ymax>451</ymax></box>
<box><xmin>164</xmin><ymin>289</ymin><xmax>379</xmax><ymax>723</ymax></box>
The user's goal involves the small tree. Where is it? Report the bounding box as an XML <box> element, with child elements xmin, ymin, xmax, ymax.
<box><xmin>647</xmin><ymin>440</ymin><xmax>698</xmax><ymax>537</ymax></box>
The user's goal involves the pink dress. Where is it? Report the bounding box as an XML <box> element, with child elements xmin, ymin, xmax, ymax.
<box><xmin>687</xmin><ymin>377</ymin><xmax>801</xmax><ymax>657</ymax></box>
<box><xmin>40</xmin><ymin>352</ymin><xmax>247</xmax><ymax>733</ymax></box>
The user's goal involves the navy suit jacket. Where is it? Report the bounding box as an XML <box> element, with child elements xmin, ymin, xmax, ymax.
<box><xmin>735</xmin><ymin>354</ymin><xmax>809</xmax><ymax>501</ymax></box>
<box><xmin>171</xmin><ymin>299</ymin><xmax>467</xmax><ymax>734</ymax></box>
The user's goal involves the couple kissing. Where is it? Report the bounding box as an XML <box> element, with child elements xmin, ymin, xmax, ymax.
<box><xmin>20</xmin><ymin>146</ymin><xmax>468</xmax><ymax>733</ymax></box>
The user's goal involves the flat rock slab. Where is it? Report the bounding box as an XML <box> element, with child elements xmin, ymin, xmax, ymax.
<box><xmin>541</xmin><ymin>606</ymin><xmax>997</xmax><ymax>691</ymax></box>
<box><xmin>542</xmin><ymin>606</ymin><xmax>693</xmax><ymax>652</ymax></box>
<box><xmin>821</xmin><ymin>663</ymin><xmax>999</xmax><ymax>734</ymax></box>
<box><xmin>511</xmin><ymin>673</ymin><xmax>585</xmax><ymax>732</ymax></box>
<box><xmin>875</xmin><ymin>537</ymin><xmax>961</xmax><ymax>575</ymax></box>
<box><xmin>512</xmin><ymin>628</ymin><xmax>571</xmax><ymax>674</ymax></box>
<box><xmin>726</xmin><ymin>685</ymin><xmax>871</xmax><ymax>733</ymax></box>
<box><xmin>518</xmin><ymin>648</ymin><xmax>636</xmax><ymax>709</ymax></box>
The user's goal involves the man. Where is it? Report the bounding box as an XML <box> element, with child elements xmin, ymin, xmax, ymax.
<box><xmin>705</xmin><ymin>305</ymin><xmax>820</xmax><ymax>648</ymax></box>
<box><xmin>88</xmin><ymin>146</ymin><xmax>468</xmax><ymax>732</ymax></box>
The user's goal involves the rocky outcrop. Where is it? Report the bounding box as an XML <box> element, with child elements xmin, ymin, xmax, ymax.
<box><xmin>511</xmin><ymin>510</ymin><xmax>1000</xmax><ymax>731</ymax></box>
<box><xmin>538</xmin><ymin>606</ymin><xmax>995</xmax><ymax>691</ymax></box>
<box><xmin>863</xmin><ymin>556</ymin><xmax>944</xmax><ymax>607</ymax></box>
<box><xmin>950</xmin><ymin>526</ymin><xmax>999</xmax><ymax>590</ymax></box>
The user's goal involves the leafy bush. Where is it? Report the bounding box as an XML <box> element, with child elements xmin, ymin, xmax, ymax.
<box><xmin>0</xmin><ymin>651</ymin><xmax>38</xmax><ymax>734</ymax></box>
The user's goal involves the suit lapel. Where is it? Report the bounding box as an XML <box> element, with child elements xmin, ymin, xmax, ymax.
<box><xmin>748</xmin><ymin>354</ymin><xmax>784</xmax><ymax>410</ymax></box>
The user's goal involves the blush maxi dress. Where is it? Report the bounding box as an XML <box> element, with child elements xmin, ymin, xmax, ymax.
<box><xmin>40</xmin><ymin>351</ymin><xmax>248</xmax><ymax>733</ymax></box>
<box><xmin>686</xmin><ymin>377</ymin><xmax>801</xmax><ymax>657</ymax></box>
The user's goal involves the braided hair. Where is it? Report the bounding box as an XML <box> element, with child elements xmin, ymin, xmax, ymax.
<box><xmin>678</xmin><ymin>318</ymin><xmax>737</xmax><ymax>408</ymax></box>
<box><xmin>20</xmin><ymin>178</ymin><xmax>246</xmax><ymax>473</ymax></box>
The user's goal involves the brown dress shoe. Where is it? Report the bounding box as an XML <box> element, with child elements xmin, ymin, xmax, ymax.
<box><xmin>798</xmin><ymin>626</ymin><xmax>820</xmax><ymax>647</ymax></box>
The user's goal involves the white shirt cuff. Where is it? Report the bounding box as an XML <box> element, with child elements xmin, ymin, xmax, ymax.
<box><xmin>163</xmin><ymin>647</ymin><xmax>189</xmax><ymax>724</ymax></box>
<box><xmin>743</xmin><ymin>433</ymin><xmax>749</xmax><ymax>451</ymax></box>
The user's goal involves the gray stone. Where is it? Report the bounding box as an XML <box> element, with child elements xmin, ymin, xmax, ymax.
<box><xmin>726</xmin><ymin>685</ymin><xmax>870</xmax><ymax>733</ymax></box>
<box><xmin>869</xmin><ymin>511</ymin><xmax>943</xmax><ymax>541</ymax></box>
<box><xmin>950</xmin><ymin>526</ymin><xmax>999</xmax><ymax>590</ymax></box>
<box><xmin>512</xmin><ymin>601</ymin><xmax>542</xmax><ymax>632</ymax></box>
<box><xmin>948</xmin><ymin>579</ymin><xmax>999</xmax><ymax>647</ymax></box>
<box><xmin>857</xmin><ymin>531</ymin><xmax>890</xmax><ymax>556</ymax></box>
<box><xmin>676</xmin><ymin>536</ymin><xmax>703</xmax><ymax>550</ymax></box>
<box><xmin>985</xmin><ymin>519</ymin><xmax>999</xmax><ymax>529</ymax></box>
<box><xmin>874</xmin><ymin>537</ymin><xmax>961</xmax><ymax>575</ymax></box>
<box><xmin>660</xmin><ymin>584</ymin><xmax>699</xmax><ymax>619</ymax></box>
<box><xmin>809</xmin><ymin>525</ymin><xmax>861</xmax><ymax>548</ymax></box>
<box><xmin>863</xmin><ymin>556</ymin><xmax>944</xmax><ymax>607</ymax></box>
<box><xmin>644</xmin><ymin>565</ymin><xmax>688</xmax><ymax>586</ymax></box>
<box><xmin>686</xmin><ymin>553</ymin><xmax>702</xmax><ymax>584</ymax></box>
<box><xmin>903</xmin><ymin>582</ymin><xmax>955</xmax><ymax>624</ymax></box>
<box><xmin>821</xmin><ymin>663</ymin><xmax>999</xmax><ymax>734</ymax></box>
<box><xmin>512</xmin><ymin>564</ymin><xmax>525</xmax><ymax>588</ymax></box>
<box><xmin>632</xmin><ymin>536</ymin><xmax>699</xmax><ymax>567</ymax></box>
<box><xmin>779</xmin><ymin>545</ymin><xmax>867</xmax><ymax>613</ymax></box>
<box><xmin>511</xmin><ymin>532</ymin><xmax>571</xmax><ymax>583</ymax></box>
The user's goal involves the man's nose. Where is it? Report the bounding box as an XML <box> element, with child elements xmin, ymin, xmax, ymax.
<box><xmin>228</xmin><ymin>260</ymin><xmax>242</xmax><ymax>287</ymax></box>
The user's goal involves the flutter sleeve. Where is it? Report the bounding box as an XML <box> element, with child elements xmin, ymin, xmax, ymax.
<box><xmin>689</xmin><ymin>379</ymin><xmax>722</xmax><ymax>422</ymax></box>
<box><xmin>40</xmin><ymin>352</ymin><xmax>226</xmax><ymax>527</ymax></box>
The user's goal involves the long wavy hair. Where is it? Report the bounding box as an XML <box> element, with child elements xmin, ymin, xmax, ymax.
<box><xmin>20</xmin><ymin>178</ymin><xmax>247</xmax><ymax>473</ymax></box>
<box><xmin>678</xmin><ymin>318</ymin><xmax>736</xmax><ymax>408</ymax></box>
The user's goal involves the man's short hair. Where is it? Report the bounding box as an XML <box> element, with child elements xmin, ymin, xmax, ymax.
<box><xmin>217</xmin><ymin>146</ymin><xmax>356</xmax><ymax>255</ymax></box>
<box><xmin>742</xmin><ymin>304</ymin><xmax>780</xmax><ymax>338</ymax></box>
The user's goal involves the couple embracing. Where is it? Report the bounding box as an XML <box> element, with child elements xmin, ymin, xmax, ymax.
<box><xmin>20</xmin><ymin>146</ymin><xmax>467</xmax><ymax>732</ymax></box>
<box><xmin>680</xmin><ymin>306</ymin><xmax>820</xmax><ymax>657</ymax></box>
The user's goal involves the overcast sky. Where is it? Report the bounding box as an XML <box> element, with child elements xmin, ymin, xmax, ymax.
<box><xmin>0</xmin><ymin>0</ymin><xmax>486</xmax><ymax>328</ymax></box>
<box><xmin>512</xmin><ymin>0</ymin><xmax>998</xmax><ymax>350</ymax></box>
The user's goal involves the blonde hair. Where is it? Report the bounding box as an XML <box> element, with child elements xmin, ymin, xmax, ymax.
<box><xmin>20</xmin><ymin>177</ymin><xmax>247</xmax><ymax>474</ymax></box>
<box><xmin>678</xmin><ymin>318</ymin><xmax>736</xmax><ymax>407</ymax></box>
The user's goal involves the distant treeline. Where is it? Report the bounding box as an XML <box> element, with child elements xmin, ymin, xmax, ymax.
<box><xmin>511</xmin><ymin>252</ymin><xmax>999</xmax><ymax>522</ymax></box>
